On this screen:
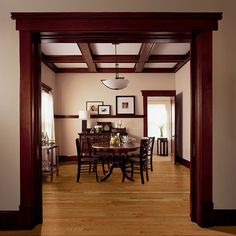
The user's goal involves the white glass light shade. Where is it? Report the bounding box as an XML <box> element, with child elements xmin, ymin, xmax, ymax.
<box><xmin>79</xmin><ymin>110</ymin><xmax>90</xmax><ymax>120</ymax></box>
<box><xmin>101</xmin><ymin>77</ymin><xmax>129</xmax><ymax>90</ymax></box>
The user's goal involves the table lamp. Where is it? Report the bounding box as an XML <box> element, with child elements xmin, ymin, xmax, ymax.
<box><xmin>79</xmin><ymin>110</ymin><xmax>90</xmax><ymax>133</ymax></box>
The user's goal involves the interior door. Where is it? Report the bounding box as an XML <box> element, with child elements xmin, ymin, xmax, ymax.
<box><xmin>170</xmin><ymin>96</ymin><xmax>176</xmax><ymax>163</ymax></box>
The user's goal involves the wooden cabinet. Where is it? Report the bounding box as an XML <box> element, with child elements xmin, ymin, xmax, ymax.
<box><xmin>78</xmin><ymin>133</ymin><xmax>111</xmax><ymax>154</ymax></box>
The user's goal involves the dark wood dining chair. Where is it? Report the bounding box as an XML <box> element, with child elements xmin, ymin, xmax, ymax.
<box><xmin>76</xmin><ymin>138</ymin><xmax>99</xmax><ymax>183</ymax></box>
<box><xmin>147</xmin><ymin>137</ymin><xmax>155</xmax><ymax>172</ymax></box>
<box><xmin>123</xmin><ymin>137</ymin><xmax>150</xmax><ymax>184</ymax></box>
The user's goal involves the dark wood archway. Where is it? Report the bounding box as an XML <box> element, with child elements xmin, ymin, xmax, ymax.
<box><xmin>8</xmin><ymin>12</ymin><xmax>222</xmax><ymax>229</ymax></box>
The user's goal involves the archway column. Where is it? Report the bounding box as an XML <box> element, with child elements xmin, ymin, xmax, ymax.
<box><xmin>191</xmin><ymin>31</ymin><xmax>213</xmax><ymax>226</ymax></box>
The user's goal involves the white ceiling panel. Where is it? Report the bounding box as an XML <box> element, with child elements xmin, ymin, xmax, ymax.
<box><xmin>152</xmin><ymin>43</ymin><xmax>190</xmax><ymax>55</ymax></box>
<box><xmin>41</xmin><ymin>43</ymin><xmax>82</xmax><ymax>55</ymax></box>
<box><xmin>55</xmin><ymin>63</ymin><xmax>87</xmax><ymax>68</ymax></box>
<box><xmin>97</xmin><ymin>63</ymin><xmax>135</xmax><ymax>68</ymax></box>
<box><xmin>145</xmin><ymin>63</ymin><xmax>177</xmax><ymax>68</ymax></box>
<box><xmin>90</xmin><ymin>43</ymin><xmax>142</xmax><ymax>55</ymax></box>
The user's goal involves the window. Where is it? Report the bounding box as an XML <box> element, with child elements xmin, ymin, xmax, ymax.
<box><xmin>41</xmin><ymin>89</ymin><xmax>55</xmax><ymax>141</ymax></box>
<box><xmin>147</xmin><ymin>99</ymin><xmax>171</xmax><ymax>140</ymax></box>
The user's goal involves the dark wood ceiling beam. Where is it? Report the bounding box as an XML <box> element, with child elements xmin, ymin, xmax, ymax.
<box><xmin>77</xmin><ymin>43</ymin><xmax>97</xmax><ymax>72</ymax></box>
<box><xmin>43</xmin><ymin>55</ymin><xmax>84</xmax><ymax>63</ymax></box>
<box><xmin>56</xmin><ymin>67</ymin><xmax>174</xmax><ymax>73</ymax></box>
<box><xmin>41</xmin><ymin>53</ymin><xmax>188</xmax><ymax>64</ymax></box>
<box><xmin>41</xmin><ymin>53</ymin><xmax>58</xmax><ymax>72</ymax></box>
<box><xmin>148</xmin><ymin>54</ymin><xmax>187</xmax><ymax>63</ymax></box>
<box><xmin>93</xmin><ymin>55</ymin><xmax>139</xmax><ymax>63</ymax></box>
<box><xmin>173</xmin><ymin>51</ymin><xmax>191</xmax><ymax>72</ymax></box>
<box><xmin>135</xmin><ymin>43</ymin><xmax>155</xmax><ymax>72</ymax></box>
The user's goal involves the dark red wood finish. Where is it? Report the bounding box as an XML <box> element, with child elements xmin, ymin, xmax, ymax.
<box><xmin>191</xmin><ymin>31</ymin><xmax>213</xmax><ymax>227</ymax></box>
<box><xmin>19</xmin><ymin>31</ymin><xmax>42</xmax><ymax>228</ymax></box>
<box><xmin>54</xmin><ymin>114</ymin><xmax>144</xmax><ymax>119</ymax></box>
<box><xmin>8</xmin><ymin>12</ymin><xmax>223</xmax><ymax>229</ymax></box>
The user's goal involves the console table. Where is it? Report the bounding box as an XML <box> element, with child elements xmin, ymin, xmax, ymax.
<box><xmin>78</xmin><ymin>133</ymin><xmax>111</xmax><ymax>155</ymax></box>
<box><xmin>42</xmin><ymin>144</ymin><xmax>59</xmax><ymax>181</ymax></box>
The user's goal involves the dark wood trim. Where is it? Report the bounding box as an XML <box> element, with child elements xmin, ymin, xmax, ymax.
<box><xmin>41</xmin><ymin>82</ymin><xmax>52</xmax><ymax>92</ymax></box>
<box><xmin>191</xmin><ymin>31</ymin><xmax>213</xmax><ymax>227</ymax></box>
<box><xmin>135</xmin><ymin>43</ymin><xmax>155</xmax><ymax>72</ymax></box>
<box><xmin>54</xmin><ymin>114</ymin><xmax>144</xmax><ymax>119</ymax></box>
<box><xmin>55</xmin><ymin>115</ymin><xmax>79</xmax><ymax>119</ymax></box>
<box><xmin>11</xmin><ymin>12</ymin><xmax>222</xmax><ymax>32</ymax></box>
<box><xmin>173</xmin><ymin>52</ymin><xmax>191</xmax><ymax>73</ymax></box>
<box><xmin>19</xmin><ymin>31</ymin><xmax>42</xmax><ymax>229</ymax></box>
<box><xmin>44</xmin><ymin>55</ymin><xmax>84</xmax><ymax>63</ymax></box>
<box><xmin>213</xmin><ymin>210</ymin><xmax>236</xmax><ymax>226</ymax></box>
<box><xmin>141</xmin><ymin>90</ymin><xmax>176</xmax><ymax>136</ymax></box>
<box><xmin>176</xmin><ymin>155</ymin><xmax>190</xmax><ymax>168</ymax></box>
<box><xmin>0</xmin><ymin>211</ymin><xmax>20</xmax><ymax>229</ymax></box>
<box><xmin>56</xmin><ymin>67</ymin><xmax>174</xmax><ymax>73</ymax></box>
<box><xmin>11</xmin><ymin>12</ymin><xmax>223</xmax><ymax>229</ymax></box>
<box><xmin>77</xmin><ymin>43</ymin><xmax>97</xmax><ymax>72</ymax></box>
<box><xmin>41</xmin><ymin>53</ymin><xmax>58</xmax><ymax>73</ymax></box>
<box><xmin>141</xmin><ymin>90</ymin><xmax>176</xmax><ymax>97</ymax></box>
<box><xmin>59</xmin><ymin>155</ymin><xmax>77</xmax><ymax>162</ymax></box>
<box><xmin>43</xmin><ymin>54</ymin><xmax>189</xmax><ymax>64</ymax></box>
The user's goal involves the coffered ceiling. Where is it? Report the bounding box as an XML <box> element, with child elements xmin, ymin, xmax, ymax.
<box><xmin>41</xmin><ymin>42</ymin><xmax>190</xmax><ymax>73</ymax></box>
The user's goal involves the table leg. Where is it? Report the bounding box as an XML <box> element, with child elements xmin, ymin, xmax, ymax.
<box><xmin>100</xmin><ymin>162</ymin><xmax>114</xmax><ymax>182</ymax></box>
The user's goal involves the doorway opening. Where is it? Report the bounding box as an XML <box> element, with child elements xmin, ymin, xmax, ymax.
<box><xmin>11</xmin><ymin>12</ymin><xmax>222</xmax><ymax>229</ymax></box>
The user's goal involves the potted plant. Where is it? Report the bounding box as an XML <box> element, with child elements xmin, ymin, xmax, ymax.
<box><xmin>159</xmin><ymin>124</ymin><xmax>165</xmax><ymax>138</ymax></box>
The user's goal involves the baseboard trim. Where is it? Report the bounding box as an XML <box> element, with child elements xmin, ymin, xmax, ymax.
<box><xmin>59</xmin><ymin>155</ymin><xmax>77</xmax><ymax>162</ymax></box>
<box><xmin>176</xmin><ymin>155</ymin><xmax>190</xmax><ymax>168</ymax></box>
<box><xmin>213</xmin><ymin>209</ymin><xmax>236</xmax><ymax>226</ymax></box>
<box><xmin>0</xmin><ymin>210</ymin><xmax>20</xmax><ymax>230</ymax></box>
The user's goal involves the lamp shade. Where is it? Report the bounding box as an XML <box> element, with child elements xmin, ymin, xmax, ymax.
<box><xmin>101</xmin><ymin>77</ymin><xmax>129</xmax><ymax>90</ymax></box>
<box><xmin>79</xmin><ymin>110</ymin><xmax>90</xmax><ymax>120</ymax></box>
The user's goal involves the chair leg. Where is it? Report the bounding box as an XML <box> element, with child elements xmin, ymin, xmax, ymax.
<box><xmin>146</xmin><ymin>162</ymin><xmax>149</xmax><ymax>182</ymax></box>
<box><xmin>140</xmin><ymin>163</ymin><xmax>145</xmax><ymax>184</ymax></box>
<box><xmin>94</xmin><ymin>160</ymin><xmax>99</xmax><ymax>183</ymax></box>
<box><xmin>150</xmin><ymin>156</ymin><xmax>153</xmax><ymax>172</ymax></box>
<box><xmin>77</xmin><ymin>163</ymin><xmax>81</xmax><ymax>183</ymax></box>
<box><xmin>131</xmin><ymin>162</ymin><xmax>134</xmax><ymax>180</ymax></box>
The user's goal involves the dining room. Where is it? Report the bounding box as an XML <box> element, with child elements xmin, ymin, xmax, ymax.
<box><xmin>8</xmin><ymin>12</ymin><xmax>225</xmax><ymax>232</ymax></box>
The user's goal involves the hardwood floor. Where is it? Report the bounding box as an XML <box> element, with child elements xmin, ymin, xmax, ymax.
<box><xmin>1</xmin><ymin>156</ymin><xmax>236</xmax><ymax>236</ymax></box>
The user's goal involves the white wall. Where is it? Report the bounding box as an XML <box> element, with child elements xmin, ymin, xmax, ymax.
<box><xmin>0</xmin><ymin>0</ymin><xmax>236</xmax><ymax>210</ymax></box>
<box><xmin>55</xmin><ymin>73</ymin><xmax>175</xmax><ymax>156</ymax></box>
<box><xmin>175</xmin><ymin>61</ymin><xmax>191</xmax><ymax>161</ymax></box>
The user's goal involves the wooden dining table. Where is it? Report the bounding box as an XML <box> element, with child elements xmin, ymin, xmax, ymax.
<box><xmin>92</xmin><ymin>142</ymin><xmax>140</xmax><ymax>182</ymax></box>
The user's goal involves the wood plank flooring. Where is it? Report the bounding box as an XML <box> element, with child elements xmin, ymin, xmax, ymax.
<box><xmin>1</xmin><ymin>156</ymin><xmax>236</xmax><ymax>236</ymax></box>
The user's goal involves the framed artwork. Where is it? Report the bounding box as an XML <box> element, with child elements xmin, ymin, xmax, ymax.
<box><xmin>98</xmin><ymin>105</ymin><xmax>111</xmax><ymax>115</ymax></box>
<box><xmin>116</xmin><ymin>96</ymin><xmax>135</xmax><ymax>115</ymax></box>
<box><xmin>86</xmin><ymin>101</ymin><xmax>104</xmax><ymax>115</ymax></box>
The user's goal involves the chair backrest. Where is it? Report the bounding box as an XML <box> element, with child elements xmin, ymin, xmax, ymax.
<box><xmin>139</xmin><ymin>138</ymin><xmax>150</xmax><ymax>161</ymax></box>
<box><xmin>75</xmin><ymin>138</ymin><xmax>81</xmax><ymax>157</ymax></box>
<box><xmin>148</xmin><ymin>137</ymin><xmax>155</xmax><ymax>156</ymax></box>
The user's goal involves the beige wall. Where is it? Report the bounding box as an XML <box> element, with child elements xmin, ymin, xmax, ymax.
<box><xmin>175</xmin><ymin>61</ymin><xmax>191</xmax><ymax>161</ymax></box>
<box><xmin>55</xmin><ymin>73</ymin><xmax>175</xmax><ymax>156</ymax></box>
<box><xmin>0</xmin><ymin>0</ymin><xmax>236</xmax><ymax>210</ymax></box>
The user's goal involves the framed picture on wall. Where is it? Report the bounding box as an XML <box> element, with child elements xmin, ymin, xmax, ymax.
<box><xmin>98</xmin><ymin>105</ymin><xmax>111</xmax><ymax>115</ymax></box>
<box><xmin>116</xmin><ymin>96</ymin><xmax>135</xmax><ymax>115</ymax></box>
<box><xmin>86</xmin><ymin>101</ymin><xmax>104</xmax><ymax>115</ymax></box>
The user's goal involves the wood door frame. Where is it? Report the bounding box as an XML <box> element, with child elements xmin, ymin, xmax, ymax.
<box><xmin>10</xmin><ymin>12</ymin><xmax>222</xmax><ymax>229</ymax></box>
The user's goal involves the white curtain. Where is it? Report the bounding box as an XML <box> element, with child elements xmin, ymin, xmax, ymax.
<box><xmin>148</xmin><ymin>103</ymin><xmax>171</xmax><ymax>140</ymax></box>
<box><xmin>41</xmin><ymin>90</ymin><xmax>55</xmax><ymax>141</ymax></box>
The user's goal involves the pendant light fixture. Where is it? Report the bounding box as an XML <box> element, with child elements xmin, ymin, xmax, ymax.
<box><xmin>101</xmin><ymin>43</ymin><xmax>129</xmax><ymax>90</ymax></box>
